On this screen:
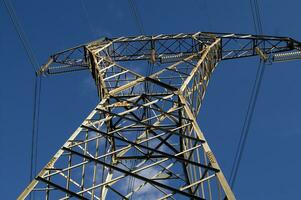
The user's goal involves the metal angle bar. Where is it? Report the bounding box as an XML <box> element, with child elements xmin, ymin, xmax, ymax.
<box><xmin>90</xmin><ymin>42</ymin><xmax>112</xmax><ymax>54</ymax></box>
<box><xmin>81</xmin><ymin>122</ymin><xmax>175</xmax><ymax>158</ymax></box>
<box><xmin>192</xmin><ymin>168</ymin><xmax>210</xmax><ymax>195</ymax></box>
<box><xmin>110</xmin><ymin>100</ymin><xmax>181</xmax><ymax>154</ymax></box>
<box><xmin>43</xmin><ymin>160</ymin><xmax>89</xmax><ymax>178</ymax></box>
<box><xmin>106</xmin><ymin>185</ymin><xmax>129</xmax><ymax>199</ymax></box>
<box><xmin>103</xmin><ymin>70</ymin><xmax>129</xmax><ymax>81</ymax></box>
<box><xmin>124</xmin><ymin>162</ymin><xmax>179</xmax><ymax>199</ymax></box>
<box><xmin>125</xmin><ymin>41</ymin><xmax>151</xmax><ymax>57</ymax></box>
<box><xmin>71</xmin><ymin>151</ymin><xmax>173</xmax><ymax>197</ymax></box>
<box><xmin>104</xmin><ymin>78</ymin><xmax>138</xmax><ymax>82</ymax></box>
<box><xmin>178</xmin><ymin>94</ymin><xmax>235</xmax><ymax>200</ymax></box>
<box><xmin>17</xmin><ymin>98</ymin><xmax>108</xmax><ymax>200</ymax></box>
<box><xmin>111</xmin><ymin>106</ymin><xmax>142</xmax><ymax>128</ymax></box>
<box><xmin>114</xmin><ymin>41</ymin><xmax>143</xmax><ymax>58</ymax></box>
<box><xmin>57</xmin><ymin>171</ymin><xmax>100</xmax><ymax>200</ymax></box>
<box><xmin>109</xmin><ymin>77</ymin><xmax>145</xmax><ymax>95</ymax></box>
<box><xmin>68</xmin><ymin>135</ymin><xmax>104</xmax><ymax>148</ymax></box>
<box><xmin>145</xmin><ymin>77</ymin><xmax>178</xmax><ymax>91</ymax></box>
<box><xmin>96</xmin><ymin>108</ymin><xmax>204</xmax><ymax>143</ymax></box>
<box><xmin>159</xmin><ymin>174</ymin><xmax>216</xmax><ymax>200</ymax></box>
<box><xmin>133</xmin><ymin>142</ymin><xmax>204</xmax><ymax>182</ymax></box>
<box><xmin>98</xmin><ymin>62</ymin><xmax>114</xmax><ymax>73</ymax></box>
<box><xmin>114</xmin><ymin>104</ymin><xmax>183</xmax><ymax>158</ymax></box>
<box><xmin>166</xmin><ymin>67</ymin><xmax>190</xmax><ymax>77</ymax></box>
<box><xmin>112</xmin><ymin>92</ymin><xmax>175</xmax><ymax>98</ymax></box>
<box><xmin>63</xmin><ymin>147</ymin><xmax>205</xmax><ymax>200</ymax></box>
<box><xmin>81</xmin><ymin>125</ymin><xmax>218</xmax><ymax>171</ymax></box>
<box><xmin>77</xmin><ymin>144</ymin><xmax>95</xmax><ymax>158</ymax></box>
<box><xmin>100</xmin><ymin>56</ymin><xmax>144</xmax><ymax>78</ymax></box>
<box><xmin>59</xmin><ymin>135</ymin><xmax>175</xmax><ymax>199</ymax></box>
<box><xmin>96</xmin><ymin>102</ymin><xmax>174</xmax><ymax>129</ymax></box>
<box><xmin>125</xmin><ymin>93</ymin><xmax>178</xmax><ymax>105</ymax></box>
<box><xmin>36</xmin><ymin>176</ymin><xmax>89</xmax><ymax>200</ymax></box>
<box><xmin>112</xmin><ymin>96</ymin><xmax>187</xmax><ymax>123</ymax></box>
<box><xmin>180</xmin><ymin>39</ymin><xmax>220</xmax><ymax>92</ymax></box>
<box><xmin>150</xmin><ymin>53</ymin><xmax>198</xmax><ymax>78</ymax></box>
<box><xmin>156</xmin><ymin>38</ymin><xmax>184</xmax><ymax>54</ymax></box>
<box><xmin>230</xmin><ymin>40</ymin><xmax>253</xmax><ymax>57</ymax></box>
<box><xmin>181</xmin><ymin>174</ymin><xmax>215</xmax><ymax>191</ymax></box>
<box><xmin>117</xmin><ymin>155</ymin><xmax>167</xmax><ymax>160</ymax></box>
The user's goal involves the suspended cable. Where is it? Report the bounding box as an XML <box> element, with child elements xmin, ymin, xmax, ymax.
<box><xmin>2</xmin><ymin>0</ymin><xmax>38</xmax><ymax>72</ymax></box>
<box><xmin>127</xmin><ymin>0</ymin><xmax>145</xmax><ymax>35</ymax></box>
<box><xmin>250</xmin><ymin>0</ymin><xmax>263</xmax><ymax>34</ymax></box>
<box><xmin>229</xmin><ymin>0</ymin><xmax>265</xmax><ymax>188</ymax></box>
<box><xmin>126</xmin><ymin>2</ymin><xmax>149</xmax><ymax>196</ymax></box>
<box><xmin>80</xmin><ymin>0</ymin><xmax>98</xmax><ymax>38</ymax></box>
<box><xmin>254</xmin><ymin>0</ymin><xmax>263</xmax><ymax>34</ymax></box>
<box><xmin>127</xmin><ymin>0</ymin><xmax>155</xmax><ymax>77</ymax></box>
<box><xmin>2</xmin><ymin>1</ymin><xmax>42</xmax><ymax>199</ymax></box>
<box><xmin>250</xmin><ymin>0</ymin><xmax>258</xmax><ymax>34</ymax></box>
<box><xmin>33</xmin><ymin>77</ymin><xmax>42</xmax><ymax>181</ymax></box>
<box><xmin>229</xmin><ymin>61</ymin><xmax>266</xmax><ymax>188</ymax></box>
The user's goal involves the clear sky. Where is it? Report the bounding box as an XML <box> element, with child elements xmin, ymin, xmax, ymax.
<box><xmin>1</xmin><ymin>0</ymin><xmax>301</xmax><ymax>199</ymax></box>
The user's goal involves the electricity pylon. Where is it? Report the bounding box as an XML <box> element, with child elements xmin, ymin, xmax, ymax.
<box><xmin>19</xmin><ymin>32</ymin><xmax>301</xmax><ymax>200</ymax></box>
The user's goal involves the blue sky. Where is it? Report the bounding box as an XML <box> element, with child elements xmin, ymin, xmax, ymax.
<box><xmin>1</xmin><ymin>0</ymin><xmax>301</xmax><ymax>199</ymax></box>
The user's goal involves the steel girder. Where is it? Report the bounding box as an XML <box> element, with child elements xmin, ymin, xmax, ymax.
<box><xmin>19</xmin><ymin>32</ymin><xmax>301</xmax><ymax>200</ymax></box>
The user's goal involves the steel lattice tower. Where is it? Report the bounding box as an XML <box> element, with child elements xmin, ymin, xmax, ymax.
<box><xmin>19</xmin><ymin>32</ymin><xmax>301</xmax><ymax>200</ymax></box>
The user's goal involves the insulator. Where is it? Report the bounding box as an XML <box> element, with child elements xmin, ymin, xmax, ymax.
<box><xmin>47</xmin><ymin>64</ymin><xmax>88</xmax><ymax>74</ymax></box>
<box><xmin>273</xmin><ymin>51</ymin><xmax>301</xmax><ymax>62</ymax></box>
<box><xmin>160</xmin><ymin>53</ymin><xmax>195</xmax><ymax>63</ymax></box>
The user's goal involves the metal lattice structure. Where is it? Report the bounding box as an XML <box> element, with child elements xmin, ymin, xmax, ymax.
<box><xmin>19</xmin><ymin>32</ymin><xmax>301</xmax><ymax>200</ymax></box>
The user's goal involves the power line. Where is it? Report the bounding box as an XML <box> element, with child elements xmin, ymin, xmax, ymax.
<box><xmin>254</xmin><ymin>0</ymin><xmax>263</xmax><ymax>33</ymax></box>
<box><xmin>250</xmin><ymin>0</ymin><xmax>263</xmax><ymax>34</ymax></box>
<box><xmin>80</xmin><ymin>0</ymin><xmax>98</xmax><ymax>38</ymax></box>
<box><xmin>229</xmin><ymin>0</ymin><xmax>265</xmax><ymax>188</ymax></box>
<box><xmin>127</xmin><ymin>1</ymin><xmax>154</xmax><ymax>79</ymax></box>
<box><xmin>126</xmin><ymin>2</ymin><xmax>149</xmax><ymax>195</ymax></box>
<box><xmin>2</xmin><ymin>1</ymin><xmax>42</xmax><ymax>198</ymax></box>
<box><xmin>250</xmin><ymin>0</ymin><xmax>258</xmax><ymax>34</ymax></box>
<box><xmin>127</xmin><ymin>0</ymin><xmax>145</xmax><ymax>35</ymax></box>
<box><xmin>2</xmin><ymin>0</ymin><xmax>38</xmax><ymax>72</ymax></box>
<box><xmin>32</xmin><ymin>77</ymin><xmax>42</xmax><ymax>182</ymax></box>
<box><xmin>229</xmin><ymin>61</ymin><xmax>266</xmax><ymax>188</ymax></box>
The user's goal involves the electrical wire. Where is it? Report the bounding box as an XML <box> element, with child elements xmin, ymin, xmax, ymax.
<box><xmin>2</xmin><ymin>0</ymin><xmax>38</xmax><ymax>72</ymax></box>
<box><xmin>229</xmin><ymin>0</ymin><xmax>265</xmax><ymax>189</ymax></box>
<box><xmin>254</xmin><ymin>0</ymin><xmax>263</xmax><ymax>34</ymax></box>
<box><xmin>229</xmin><ymin>61</ymin><xmax>266</xmax><ymax>188</ymax></box>
<box><xmin>33</xmin><ymin>77</ymin><xmax>42</xmax><ymax>182</ymax></box>
<box><xmin>80</xmin><ymin>0</ymin><xmax>98</xmax><ymax>38</ymax></box>
<box><xmin>127</xmin><ymin>0</ymin><xmax>155</xmax><ymax>77</ymax></box>
<box><xmin>250</xmin><ymin>0</ymin><xmax>263</xmax><ymax>34</ymax></box>
<box><xmin>126</xmin><ymin>2</ymin><xmax>150</xmax><ymax>197</ymax></box>
<box><xmin>2</xmin><ymin>1</ymin><xmax>42</xmax><ymax>199</ymax></box>
<box><xmin>127</xmin><ymin>0</ymin><xmax>145</xmax><ymax>35</ymax></box>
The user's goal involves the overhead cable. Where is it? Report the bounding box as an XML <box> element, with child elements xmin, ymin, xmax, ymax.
<box><xmin>229</xmin><ymin>0</ymin><xmax>265</xmax><ymax>189</ymax></box>
<box><xmin>2</xmin><ymin>1</ymin><xmax>42</xmax><ymax>199</ymax></box>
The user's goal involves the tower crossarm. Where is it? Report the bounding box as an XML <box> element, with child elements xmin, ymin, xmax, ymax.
<box><xmin>207</xmin><ymin>32</ymin><xmax>301</xmax><ymax>60</ymax></box>
<box><xmin>37</xmin><ymin>32</ymin><xmax>301</xmax><ymax>76</ymax></box>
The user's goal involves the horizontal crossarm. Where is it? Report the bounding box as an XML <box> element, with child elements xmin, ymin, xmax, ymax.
<box><xmin>37</xmin><ymin>32</ymin><xmax>301</xmax><ymax>76</ymax></box>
